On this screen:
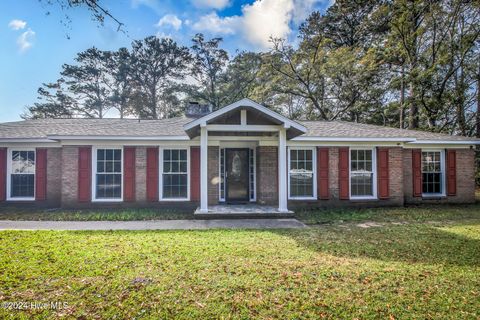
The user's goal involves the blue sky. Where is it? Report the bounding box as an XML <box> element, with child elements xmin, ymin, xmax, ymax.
<box><xmin>0</xmin><ymin>0</ymin><xmax>330</xmax><ymax>122</ymax></box>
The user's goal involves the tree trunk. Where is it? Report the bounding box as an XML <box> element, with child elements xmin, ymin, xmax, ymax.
<box><xmin>455</xmin><ymin>67</ymin><xmax>467</xmax><ymax>136</ymax></box>
<box><xmin>476</xmin><ymin>61</ymin><xmax>480</xmax><ymax>138</ymax></box>
<box><xmin>399</xmin><ymin>65</ymin><xmax>405</xmax><ymax>129</ymax></box>
<box><xmin>408</xmin><ymin>83</ymin><xmax>418</xmax><ymax>129</ymax></box>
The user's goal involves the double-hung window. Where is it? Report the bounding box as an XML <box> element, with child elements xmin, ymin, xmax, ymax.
<box><xmin>422</xmin><ymin>150</ymin><xmax>445</xmax><ymax>196</ymax></box>
<box><xmin>94</xmin><ymin>148</ymin><xmax>123</xmax><ymax>201</ymax></box>
<box><xmin>160</xmin><ymin>148</ymin><xmax>189</xmax><ymax>200</ymax></box>
<box><xmin>288</xmin><ymin>148</ymin><xmax>316</xmax><ymax>199</ymax></box>
<box><xmin>350</xmin><ymin>148</ymin><xmax>376</xmax><ymax>199</ymax></box>
<box><xmin>8</xmin><ymin>149</ymin><xmax>35</xmax><ymax>200</ymax></box>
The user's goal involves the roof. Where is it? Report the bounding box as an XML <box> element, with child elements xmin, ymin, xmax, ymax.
<box><xmin>0</xmin><ymin>117</ymin><xmax>191</xmax><ymax>140</ymax></box>
<box><xmin>299</xmin><ymin>121</ymin><xmax>480</xmax><ymax>142</ymax></box>
<box><xmin>0</xmin><ymin>117</ymin><xmax>478</xmax><ymax>144</ymax></box>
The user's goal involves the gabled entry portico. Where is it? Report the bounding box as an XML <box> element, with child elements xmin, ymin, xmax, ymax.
<box><xmin>183</xmin><ymin>98</ymin><xmax>307</xmax><ymax>214</ymax></box>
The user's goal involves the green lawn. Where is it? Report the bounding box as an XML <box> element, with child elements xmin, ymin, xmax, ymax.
<box><xmin>0</xmin><ymin>208</ymin><xmax>479</xmax><ymax>319</ymax></box>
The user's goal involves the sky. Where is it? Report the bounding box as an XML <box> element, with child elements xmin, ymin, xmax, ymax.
<box><xmin>0</xmin><ymin>0</ymin><xmax>331</xmax><ymax>122</ymax></box>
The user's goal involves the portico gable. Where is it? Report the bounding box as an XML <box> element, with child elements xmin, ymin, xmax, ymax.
<box><xmin>183</xmin><ymin>98</ymin><xmax>307</xmax><ymax>213</ymax></box>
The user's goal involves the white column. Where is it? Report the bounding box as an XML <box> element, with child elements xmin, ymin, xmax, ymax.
<box><xmin>200</xmin><ymin>125</ymin><xmax>208</xmax><ymax>213</ymax></box>
<box><xmin>278</xmin><ymin>128</ymin><xmax>288</xmax><ymax>212</ymax></box>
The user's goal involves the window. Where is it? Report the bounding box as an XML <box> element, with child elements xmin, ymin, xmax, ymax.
<box><xmin>94</xmin><ymin>148</ymin><xmax>122</xmax><ymax>200</ymax></box>
<box><xmin>350</xmin><ymin>149</ymin><xmax>376</xmax><ymax>198</ymax></box>
<box><xmin>160</xmin><ymin>148</ymin><xmax>189</xmax><ymax>200</ymax></box>
<box><xmin>288</xmin><ymin>148</ymin><xmax>316</xmax><ymax>199</ymax></box>
<box><xmin>422</xmin><ymin>150</ymin><xmax>444</xmax><ymax>195</ymax></box>
<box><xmin>8</xmin><ymin>149</ymin><xmax>35</xmax><ymax>200</ymax></box>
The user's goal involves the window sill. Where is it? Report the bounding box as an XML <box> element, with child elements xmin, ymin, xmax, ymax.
<box><xmin>7</xmin><ymin>197</ymin><xmax>35</xmax><ymax>201</ymax></box>
<box><xmin>350</xmin><ymin>197</ymin><xmax>378</xmax><ymax>201</ymax></box>
<box><xmin>92</xmin><ymin>199</ymin><xmax>123</xmax><ymax>203</ymax></box>
<box><xmin>159</xmin><ymin>198</ymin><xmax>190</xmax><ymax>202</ymax></box>
<box><xmin>421</xmin><ymin>194</ymin><xmax>446</xmax><ymax>200</ymax></box>
<box><xmin>288</xmin><ymin>197</ymin><xmax>317</xmax><ymax>201</ymax></box>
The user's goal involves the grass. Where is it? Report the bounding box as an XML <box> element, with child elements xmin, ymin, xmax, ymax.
<box><xmin>0</xmin><ymin>207</ymin><xmax>194</xmax><ymax>221</ymax></box>
<box><xmin>0</xmin><ymin>209</ymin><xmax>479</xmax><ymax>318</ymax></box>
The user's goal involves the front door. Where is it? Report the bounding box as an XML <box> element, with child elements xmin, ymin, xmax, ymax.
<box><xmin>226</xmin><ymin>148</ymin><xmax>249</xmax><ymax>203</ymax></box>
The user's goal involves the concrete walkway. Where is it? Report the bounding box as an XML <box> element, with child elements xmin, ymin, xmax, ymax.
<box><xmin>0</xmin><ymin>219</ymin><xmax>306</xmax><ymax>231</ymax></box>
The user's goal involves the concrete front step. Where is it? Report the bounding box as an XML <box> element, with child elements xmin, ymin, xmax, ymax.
<box><xmin>194</xmin><ymin>205</ymin><xmax>294</xmax><ymax>219</ymax></box>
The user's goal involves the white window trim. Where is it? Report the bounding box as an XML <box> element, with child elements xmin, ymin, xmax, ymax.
<box><xmin>349</xmin><ymin>147</ymin><xmax>378</xmax><ymax>200</ymax></box>
<box><xmin>421</xmin><ymin>149</ymin><xmax>446</xmax><ymax>198</ymax></box>
<box><xmin>91</xmin><ymin>146</ymin><xmax>124</xmax><ymax>202</ymax></box>
<box><xmin>6</xmin><ymin>148</ymin><xmax>36</xmax><ymax>201</ymax></box>
<box><xmin>159</xmin><ymin>147</ymin><xmax>190</xmax><ymax>201</ymax></box>
<box><xmin>287</xmin><ymin>146</ymin><xmax>317</xmax><ymax>200</ymax></box>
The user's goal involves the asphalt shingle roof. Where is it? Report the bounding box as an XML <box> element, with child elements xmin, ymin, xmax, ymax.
<box><xmin>0</xmin><ymin>117</ymin><xmax>477</xmax><ymax>142</ymax></box>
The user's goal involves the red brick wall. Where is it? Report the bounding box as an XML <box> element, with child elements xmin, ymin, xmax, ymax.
<box><xmin>256</xmin><ymin>146</ymin><xmax>278</xmax><ymax>205</ymax></box>
<box><xmin>403</xmin><ymin>148</ymin><xmax>475</xmax><ymax>204</ymax></box>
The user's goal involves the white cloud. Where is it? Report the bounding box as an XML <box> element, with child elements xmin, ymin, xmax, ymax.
<box><xmin>191</xmin><ymin>0</ymin><xmax>326</xmax><ymax>49</ymax></box>
<box><xmin>8</xmin><ymin>19</ymin><xmax>27</xmax><ymax>30</ymax></box>
<box><xmin>17</xmin><ymin>28</ymin><xmax>35</xmax><ymax>53</ymax></box>
<box><xmin>192</xmin><ymin>12</ymin><xmax>240</xmax><ymax>35</ymax></box>
<box><xmin>191</xmin><ymin>0</ymin><xmax>230</xmax><ymax>10</ymax></box>
<box><xmin>242</xmin><ymin>0</ymin><xmax>294</xmax><ymax>48</ymax></box>
<box><xmin>156</xmin><ymin>14</ymin><xmax>182</xmax><ymax>30</ymax></box>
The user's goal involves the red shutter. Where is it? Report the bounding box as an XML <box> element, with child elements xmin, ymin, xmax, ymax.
<box><xmin>317</xmin><ymin>147</ymin><xmax>329</xmax><ymax>200</ymax></box>
<box><xmin>412</xmin><ymin>149</ymin><xmax>422</xmax><ymax>197</ymax></box>
<box><xmin>35</xmin><ymin>148</ymin><xmax>47</xmax><ymax>201</ymax></box>
<box><xmin>377</xmin><ymin>148</ymin><xmax>389</xmax><ymax>199</ymax></box>
<box><xmin>78</xmin><ymin>147</ymin><xmax>92</xmax><ymax>202</ymax></box>
<box><xmin>446</xmin><ymin>149</ymin><xmax>456</xmax><ymax>196</ymax></box>
<box><xmin>0</xmin><ymin>148</ymin><xmax>6</xmax><ymax>201</ymax></box>
<box><xmin>123</xmin><ymin>147</ymin><xmax>136</xmax><ymax>202</ymax></box>
<box><xmin>190</xmin><ymin>146</ymin><xmax>200</xmax><ymax>201</ymax></box>
<box><xmin>146</xmin><ymin>147</ymin><xmax>159</xmax><ymax>202</ymax></box>
<box><xmin>338</xmin><ymin>147</ymin><xmax>349</xmax><ymax>200</ymax></box>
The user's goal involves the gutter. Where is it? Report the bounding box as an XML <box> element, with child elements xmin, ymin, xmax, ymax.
<box><xmin>46</xmin><ymin>135</ymin><xmax>191</xmax><ymax>141</ymax></box>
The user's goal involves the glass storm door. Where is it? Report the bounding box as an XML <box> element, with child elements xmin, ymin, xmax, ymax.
<box><xmin>226</xmin><ymin>148</ymin><xmax>249</xmax><ymax>202</ymax></box>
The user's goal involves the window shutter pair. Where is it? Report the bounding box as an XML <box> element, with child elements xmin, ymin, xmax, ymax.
<box><xmin>338</xmin><ymin>147</ymin><xmax>390</xmax><ymax>200</ymax></box>
<box><xmin>412</xmin><ymin>149</ymin><xmax>456</xmax><ymax>197</ymax></box>
<box><xmin>78</xmin><ymin>147</ymin><xmax>136</xmax><ymax>202</ymax></box>
<box><xmin>0</xmin><ymin>148</ymin><xmax>48</xmax><ymax>201</ymax></box>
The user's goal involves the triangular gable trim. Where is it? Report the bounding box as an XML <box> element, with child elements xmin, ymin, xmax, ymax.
<box><xmin>183</xmin><ymin>98</ymin><xmax>307</xmax><ymax>133</ymax></box>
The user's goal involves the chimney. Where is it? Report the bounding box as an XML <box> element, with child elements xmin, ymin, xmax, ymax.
<box><xmin>185</xmin><ymin>101</ymin><xmax>212</xmax><ymax>118</ymax></box>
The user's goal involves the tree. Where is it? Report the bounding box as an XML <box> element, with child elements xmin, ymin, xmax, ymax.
<box><xmin>186</xmin><ymin>34</ymin><xmax>229</xmax><ymax>110</ymax></box>
<box><xmin>130</xmin><ymin>36</ymin><xmax>191</xmax><ymax>119</ymax></box>
<box><xmin>107</xmin><ymin>47</ymin><xmax>134</xmax><ymax>118</ymax></box>
<box><xmin>38</xmin><ymin>0</ymin><xmax>125</xmax><ymax>35</ymax></box>
<box><xmin>61</xmin><ymin>47</ymin><xmax>113</xmax><ymax>118</ymax></box>
<box><xmin>22</xmin><ymin>79</ymin><xmax>75</xmax><ymax>119</ymax></box>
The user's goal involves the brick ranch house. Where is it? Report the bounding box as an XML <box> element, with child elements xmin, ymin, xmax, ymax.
<box><xmin>0</xmin><ymin>98</ymin><xmax>479</xmax><ymax>213</ymax></box>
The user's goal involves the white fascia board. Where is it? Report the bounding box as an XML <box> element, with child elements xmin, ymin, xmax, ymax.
<box><xmin>292</xmin><ymin>136</ymin><xmax>416</xmax><ymax>142</ymax></box>
<box><xmin>0</xmin><ymin>138</ymin><xmax>57</xmax><ymax>143</ymax></box>
<box><xmin>407</xmin><ymin>140</ymin><xmax>480</xmax><ymax>145</ymax></box>
<box><xmin>47</xmin><ymin>135</ymin><xmax>190</xmax><ymax>141</ymax></box>
<box><xmin>183</xmin><ymin>98</ymin><xmax>307</xmax><ymax>133</ymax></box>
